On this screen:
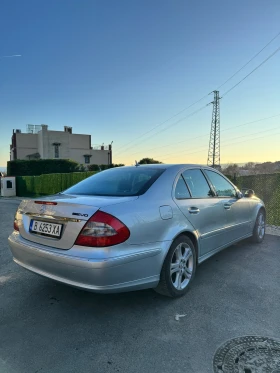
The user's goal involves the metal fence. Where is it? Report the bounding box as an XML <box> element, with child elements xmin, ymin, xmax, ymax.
<box><xmin>229</xmin><ymin>173</ymin><xmax>280</xmax><ymax>226</ymax></box>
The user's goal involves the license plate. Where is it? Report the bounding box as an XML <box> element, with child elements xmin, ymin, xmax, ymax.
<box><xmin>30</xmin><ymin>220</ymin><xmax>63</xmax><ymax>238</ymax></box>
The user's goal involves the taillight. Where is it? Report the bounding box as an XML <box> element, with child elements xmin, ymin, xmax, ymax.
<box><xmin>75</xmin><ymin>211</ymin><xmax>130</xmax><ymax>247</ymax></box>
<box><xmin>34</xmin><ymin>201</ymin><xmax>57</xmax><ymax>205</ymax></box>
<box><xmin>14</xmin><ymin>219</ymin><xmax>19</xmax><ymax>231</ymax></box>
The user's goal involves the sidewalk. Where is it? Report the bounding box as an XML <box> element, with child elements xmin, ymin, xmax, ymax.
<box><xmin>0</xmin><ymin>196</ymin><xmax>26</xmax><ymax>204</ymax></box>
<box><xmin>266</xmin><ymin>224</ymin><xmax>280</xmax><ymax>236</ymax></box>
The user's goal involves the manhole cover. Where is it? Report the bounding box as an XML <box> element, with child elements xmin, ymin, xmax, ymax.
<box><xmin>213</xmin><ymin>336</ymin><xmax>280</xmax><ymax>373</ymax></box>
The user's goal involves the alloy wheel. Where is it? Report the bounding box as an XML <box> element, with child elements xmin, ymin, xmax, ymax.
<box><xmin>257</xmin><ymin>213</ymin><xmax>265</xmax><ymax>239</ymax></box>
<box><xmin>170</xmin><ymin>242</ymin><xmax>194</xmax><ymax>290</ymax></box>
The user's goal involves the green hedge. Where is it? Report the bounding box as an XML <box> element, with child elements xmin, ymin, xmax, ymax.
<box><xmin>7</xmin><ymin>159</ymin><xmax>81</xmax><ymax>176</ymax></box>
<box><xmin>227</xmin><ymin>173</ymin><xmax>280</xmax><ymax>226</ymax></box>
<box><xmin>16</xmin><ymin>171</ymin><xmax>97</xmax><ymax>197</ymax></box>
<box><xmin>87</xmin><ymin>163</ymin><xmax>125</xmax><ymax>171</ymax></box>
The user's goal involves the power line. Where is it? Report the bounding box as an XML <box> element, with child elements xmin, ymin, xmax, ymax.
<box><xmin>221</xmin><ymin>45</ymin><xmax>280</xmax><ymax>98</ymax></box>
<box><xmin>222</xmin><ymin>113</ymin><xmax>280</xmax><ymax>132</ymax></box>
<box><xmin>115</xmin><ymin>103</ymin><xmax>210</xmax><ymax>156</ymax></box>
<box><xmin>115</xmin><ymin>113</ymin><xmax>280</xmax><ymax>159</ymax></box>
<box><xmin>160</xmin><ymin>126</ymin><xmax>279</xmax><ymax>160</ymax></box>
<box><xmin>217</xmin><ymin>31</ymin><xmax>280</xmax><ymax>89</ymax></box>
<box><xmin>161</xmin><ymin>125</ymin><xmax>280</xmax><ymax>160</ymax></box>
<box><xmin>114</xmin><ymin>93</ymin><xmax>210</xmax><ymax>155</ymax></box>
<box><xmin>115</xmin><ymin>32</ymin><xmax>280</xmax><ymax>155</ymax></box>
<box><xmin>127</xmin><ymin>133</ymin><xmax>209</xmax><ymax>157</ymax></box>
<box><xmin>161</xmin><ymin>127</ymin><xmax>280</xmax><ymax>161</ymax></box>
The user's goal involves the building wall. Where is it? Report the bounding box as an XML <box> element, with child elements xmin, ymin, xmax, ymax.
<box><xmin>17</xmin><ymin>147</ymin><xmax>39</xmax><ymax>159</ymax></box>
<box><xmin>15</xmin><ymin>133</ymin><xmax>38</xmax><ymax>159</ymax></box>
<box><xmin>11</xmin><ymin>126</ymin><xmax>111</xmax><ymax>165</ymax></box>
<box><xmin>69</xmin><ymin>134</ymin><xmax>91</xmax><ymax>150</ymax></box>
<box><xmin>16</xmin><ymin>133</ymin><xmax>38</xmax><ymax>148</ymax></box>
<box><xmin>42</xmin><ymin>130</ymin><xmax>71</xmax><ymax>159</ymax></box>
<box><xmin>37</xmin><ymin>130</ymin><xmax>43</xmax><ymax>159</ymax></box>
<box><xmin>90</xmin><ymin>149</ymin><xmax>110</xmax><ymax>165</ymax></box>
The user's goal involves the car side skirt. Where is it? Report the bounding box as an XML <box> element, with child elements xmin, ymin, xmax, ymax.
<box><xmin>198</xmin><ymin>233</ymin><xmax>253</xmax><ymax>264</ymax></box>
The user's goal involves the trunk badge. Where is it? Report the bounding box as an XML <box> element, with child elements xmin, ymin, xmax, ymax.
<box><xmin>40</xmin><ymin>205</ymin><xmax>47</xmax><ymax>214</ymax></box>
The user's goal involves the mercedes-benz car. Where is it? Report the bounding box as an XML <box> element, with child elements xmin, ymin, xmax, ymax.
<box><xmin>8</xmin><ymin>164</ymin><xmax>266</xmax><ymax>297</ymax></box>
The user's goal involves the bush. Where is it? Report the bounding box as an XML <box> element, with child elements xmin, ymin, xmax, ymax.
<box><xmin>229</xmin><ymin>173</ymin><xmax>280</xmax><ymax>226</ymax></box>
<box><xmin>138</xmin><ymin>158</ymin><xmax>162</xmax><ymax>164</ymax></box>
<box><xmin>7</xmin><ymin>159</ymin><xmax>81</xmax><ymax>177</ymax></box>
<box><xmin>87</xmin><ymin>163</ymin><xmax>125</xmax><ymax>171</ymax></box>
<box><xmin>87</xmin><ymin>164</ymin><xmax>100</xmax><ymax>171</ymax></box>
<box><xmin>16</xmin><ymin>171</ymin><xmax>98</xmax><ymax>197</ymax></box>
<box><xmin>112</xmin><ymin>163</ymin><xmax>125</xmax><ymax>168</ymax></box>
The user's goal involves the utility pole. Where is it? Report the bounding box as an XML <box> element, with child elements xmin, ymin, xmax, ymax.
<box><xmin>207</xmin><ymin>90</ymin><xmax>221</xmax><ymax>169</ymax></box>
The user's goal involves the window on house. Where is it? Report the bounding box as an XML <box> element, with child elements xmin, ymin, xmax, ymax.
<box><xmin>54</xmin><ymin>144</ymin><xmax>59</xmax><ymax>158</ymax></box>
<box><xmin>84</xmin><ymin>155</ymin><xmax>90</xmax><ymax>164</ymax></box>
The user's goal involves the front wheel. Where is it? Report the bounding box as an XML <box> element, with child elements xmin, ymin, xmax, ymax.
<box><xmin>155</xmin><ymin>235</ymin><xmax>196</xmax><ymax>298</ymax></box>
<box><xmin>252</xmin><ymin>210</ymin><xmax>266</xmax><ymax>243</ymax></box>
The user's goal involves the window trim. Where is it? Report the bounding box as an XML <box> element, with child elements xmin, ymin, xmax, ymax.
<box><xmin>84</xmin><ymin>155</ymin><xmax>90</xmax><ymax>164</ymax></box>
<box><xmin>201</xmin><ymin>169</ymin><xmax>238</xmax><ymax>199</ymax></box>
<box><xmin>54</xmin><ymin>144</ymin><xmax>60</xmax><ymax>159</ymax></box>
<box><xmin>173</xmin><ymin>167</ymin><xmax>215</xmax><ymax>200</ymax></box>
<box><xmin>174</xmin><ymin>174</ymin><xmax>191</xmax><ymax>200</ymax></box>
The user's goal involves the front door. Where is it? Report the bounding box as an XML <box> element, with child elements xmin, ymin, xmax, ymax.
<box><xmin>203</xmin><ymin>169</ymin><xmax>253</xmax><ymax>243</ymax></box>
<box><xmin>173</xmin><ymin>168</ymin><xmax>228</xmax><ymax>257</ymax></box>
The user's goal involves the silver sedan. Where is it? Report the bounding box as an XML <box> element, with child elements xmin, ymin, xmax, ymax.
<box><xmin>8</xmin><ymin>164</ymin><xmax>265</xmax><ymax>297</ymax></box>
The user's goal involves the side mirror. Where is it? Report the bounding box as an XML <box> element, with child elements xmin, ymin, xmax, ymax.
<box><xmin>236</xmin><ymin>191</ymin><xmax>243</xmax><ymax>199</ymax></box>
<box><xmin>245</xmin><ymin>189</ymin><xmax>255</xmax><ymax>198</ymax></box>
<box><xmin>240</xmin><ymin>188</ymin><xmax>255</xmax><ymax>198</ymax></box>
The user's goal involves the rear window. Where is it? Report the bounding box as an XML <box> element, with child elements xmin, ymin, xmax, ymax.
<box><xmin>63</xmin><ymin>167</ymin><xmax>165</xmax><ymax>196</ymax></box>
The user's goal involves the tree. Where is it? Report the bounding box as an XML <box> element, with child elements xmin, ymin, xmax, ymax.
<box><xmin>138</xmin><ymin>158</ymin><xmax>162</xmax><ymax>164</ymax></box>
<box><xmin>222</xmin><ymin>163</ymin><xmax>240</xmax><ymax>177</ymax></box>
<box><xmin>243</xmin><ymin>162</ymin><xmax>256</xmax><ymax>170</ymax></box>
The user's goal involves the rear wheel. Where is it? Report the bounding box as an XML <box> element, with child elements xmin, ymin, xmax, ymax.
<box><xmin>155</xmin><ymin>235</ymin><xmax>196</xmax><ymax>298</ymax></box>
<box><xmin>252</xmin><ymin>210</ymin><xmax>266</xmax><ymax>243</ymax></box>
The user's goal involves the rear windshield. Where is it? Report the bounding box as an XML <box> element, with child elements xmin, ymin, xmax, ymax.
<box><xmin>63</xmin><ymin>167</ymin><xmax>165</xmax><ymax>196</ymax></box>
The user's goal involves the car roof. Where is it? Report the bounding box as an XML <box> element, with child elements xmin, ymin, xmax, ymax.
<box><xmin>126</xmin><ymin>164</ymin><xmax>216</xmax><ymax>172</ymax></box>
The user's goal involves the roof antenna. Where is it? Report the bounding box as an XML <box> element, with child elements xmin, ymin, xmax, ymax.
<box><xmin>135</xmin><ymin>160</ymin><xmax>140</xmax><ymax>167</ymax></box>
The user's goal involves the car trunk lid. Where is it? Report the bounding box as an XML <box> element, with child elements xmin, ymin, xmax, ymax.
<box><xmin>17</xmin><ymin>194</ymin><xmax>138</xmax><ymax>249</ymax></box>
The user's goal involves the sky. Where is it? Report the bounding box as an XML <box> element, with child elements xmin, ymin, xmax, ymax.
<box><xmin>0</xmin><ymin>0</ymin><xmax>280</xmax><ymax>168</ymax></box>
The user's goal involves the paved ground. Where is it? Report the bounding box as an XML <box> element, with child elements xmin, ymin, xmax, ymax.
<box><xmin>1</xmin><ymin>199</ymin><xmax>280</xmax><ymax>373</ymax></box>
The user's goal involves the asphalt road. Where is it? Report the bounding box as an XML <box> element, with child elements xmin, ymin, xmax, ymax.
<box><xmin>1</xmin><ymin>199</ymin><xmax>280</xmax><ymax>373</ymax></box>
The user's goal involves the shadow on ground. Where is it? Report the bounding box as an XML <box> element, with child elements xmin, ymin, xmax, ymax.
<box><xmin>1</xmin><ymin>201</ymin><xmax>279</xmax><ymax>373</ymax></box>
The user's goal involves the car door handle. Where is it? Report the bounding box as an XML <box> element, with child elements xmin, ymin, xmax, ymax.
<box><xmin>188</xmin><ymin>207</ymin><xmax>200</xmax><ymax>214</ymax></box>
<box><xmin>224</xmin><ymin>203</ymin><xmax>231</xmax><ymax>210</ymax></box>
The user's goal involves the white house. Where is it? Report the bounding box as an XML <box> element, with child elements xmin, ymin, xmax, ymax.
<box><xmin>10</xmin><ymin>125</ymin><xmax>112</xmax><ymax>166</ymax></box>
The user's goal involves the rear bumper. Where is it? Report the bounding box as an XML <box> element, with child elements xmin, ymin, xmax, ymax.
<box><xmin>8</xmin><ymin>232</ymin><xmax>169</xmax><ymax>293</ymax></box>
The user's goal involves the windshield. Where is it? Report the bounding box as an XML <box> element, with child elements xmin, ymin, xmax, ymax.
<box><xmin>63</xmin><ymin>167</ymin><xmax>165</xmax><ymax>196</ymax></box>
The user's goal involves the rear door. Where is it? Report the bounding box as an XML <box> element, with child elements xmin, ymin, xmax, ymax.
<box><xmin>203</xmin><ymin>169</ymin><xmax>252</xmax><ymax>242</ymax></box>
<box><xmin>173</xmin><ymin>168</ymin><xmax>228</xmax><ymax>257</ymax></box>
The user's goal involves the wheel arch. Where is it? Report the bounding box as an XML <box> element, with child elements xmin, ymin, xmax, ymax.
<box><xmin>258</xmin><ymin>206</ymin><xmax>266</xmax><ymax>218</ymax></box>
<box><xmin>168</xmin><ymin>230</ymin><xmax>199</xmax><ymax>263</ymax></box>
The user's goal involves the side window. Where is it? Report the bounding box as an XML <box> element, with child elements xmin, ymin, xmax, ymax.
<box><xmin>204</xmin><ymin>170</ymin><xmax>236</xmax><ymax>197</ymax></box>
<box><xmin>182</xmin><ymin>169</ymin><xmax>213</xmax><ymax>198</ymax></box>
<box><xmin>175</xmin><ymin>175</ymin><xmax>191</xmax><ymax>199</ymax></box>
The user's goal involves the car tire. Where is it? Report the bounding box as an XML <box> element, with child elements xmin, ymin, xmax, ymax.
<box><xmin>251</xmin><ymin>209</ymin><xmax>266</xmax><ymax>243</ymax></box>
<box><xmin>155</xmin><ymin>235</ymin><xmax>197</xmax><ymax>298</ymax></box>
